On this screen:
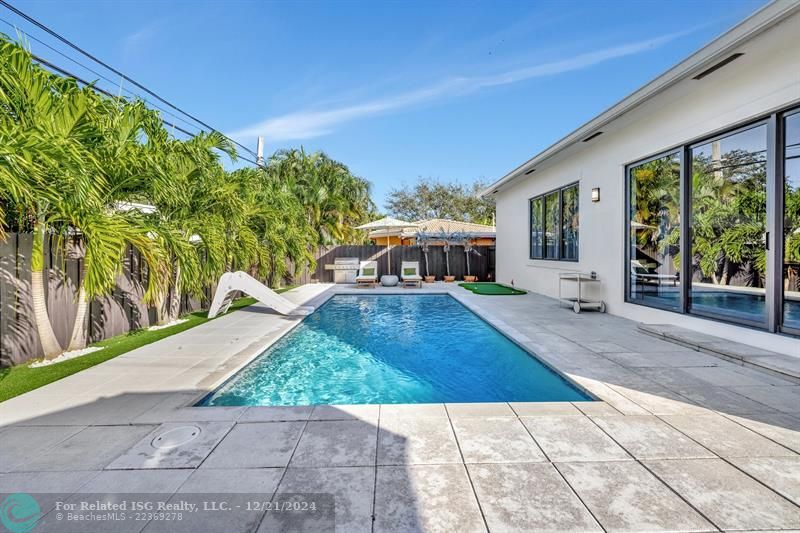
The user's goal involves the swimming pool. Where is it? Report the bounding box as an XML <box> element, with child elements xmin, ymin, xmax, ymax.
<box><xmin>199</xmin><ymin>294</ymin><xmax>591</xmax><ymax>406</ymax></box>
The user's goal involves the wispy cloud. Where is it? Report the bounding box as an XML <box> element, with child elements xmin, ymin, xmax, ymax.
<box><xmin>230</xmin><ymin>30</ymin><xmax>689</xmax><ymax>142</ymax></box>
<box><xmin>121</xmin><ymin>20</ymin><xmax>162</xmax><ymax>59</ymax></box>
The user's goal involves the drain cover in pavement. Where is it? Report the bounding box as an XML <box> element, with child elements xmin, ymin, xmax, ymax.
<box><xmin>151</xmin><ymin>425</ymin><xmax>202</xmax><ymax>449</ymax></box>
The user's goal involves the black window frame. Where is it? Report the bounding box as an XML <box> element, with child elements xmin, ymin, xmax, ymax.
<box><xmin>623</xmin><ymin>104</ymin><xmax>800</xmax><ymax>338</ymax></box>
<box><xmin>529</xmin><ymin>181</ymin><xmax>580</xmax><ymax>262</ymax></box>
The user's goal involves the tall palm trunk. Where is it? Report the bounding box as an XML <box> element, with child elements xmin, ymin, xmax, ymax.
<box><xmin>154</xmin><ymin>290</ymin><xmax>168</xmax><ymax>326</ymax></box>
<box><xmin>31</xmin><ymin>220</ymin><xmax>63</xmax><ymax>359</ymax></box>
<box><xmin>168</xmin><ymin>263</ymin><xmax>181</xmax><ymax>322</ymax></box>
<box><xmin>465</xmin><ymin>249</ymin><xmax>471</xmax><ymax>276</ymax></box>
<box><xmin>67</xmin><ymin>281</ymin><xmax>89</xmax><ymax>351</ymax></box>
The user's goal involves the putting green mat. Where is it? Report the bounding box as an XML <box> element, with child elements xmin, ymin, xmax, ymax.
<box><xmin>459</xmin><ymin>283</ymin><xmax>526</xmax><ymax>295</ymax></box>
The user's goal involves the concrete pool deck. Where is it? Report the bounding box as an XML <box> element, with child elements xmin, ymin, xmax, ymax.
<box><xmin>1</xmin><ymin>283</ymin><xmax>799</xmax><ymax>531</ymax></box>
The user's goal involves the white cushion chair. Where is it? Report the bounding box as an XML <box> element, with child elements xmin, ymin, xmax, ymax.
<box><xmin>356</xmin><ymin>260</ymin><xmax>378</xmax><ymax>288</ymax></box>
<box><xmin>400</xmin><ymin>261</ymin><xmax>423</xmax><ymax>288</ymax></box>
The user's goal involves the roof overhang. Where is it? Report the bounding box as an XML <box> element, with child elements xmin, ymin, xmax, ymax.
<box><xmin>481</xmin><ymin>0</ymin><xmax>800</xmax><ymax>198</ymax></box>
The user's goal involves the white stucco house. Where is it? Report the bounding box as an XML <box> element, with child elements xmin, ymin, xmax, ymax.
<box><xmin>483</xmin><ymin>0</ymin><xmax>800</xmax><ymax>355</ymax></box>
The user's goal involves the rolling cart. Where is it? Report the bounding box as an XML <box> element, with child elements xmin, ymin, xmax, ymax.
<box><xmin>558</xmin><ymin>272</ymin><xmax>606</xmax><ymax>313</ymax></box>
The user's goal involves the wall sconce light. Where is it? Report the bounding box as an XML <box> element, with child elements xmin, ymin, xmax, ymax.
<box><xmin>591</xmin><ymin>188</ymin><xmax>600</xmax><ymax>202</ymax></box>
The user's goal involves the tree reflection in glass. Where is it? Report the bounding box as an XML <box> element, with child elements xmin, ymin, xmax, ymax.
<box><xmin>561</xmin><ymin>184</ymin><xmax>579</xmax><ymax>260</ymax></box>
<box><xmin>628</xmin><ymin>153</ymin><xmax>681</xmax><ymax>309</ymax></box>
<box><xmin>784</xmin><ymin>112</ymin><xmax>800</xmax><ymax>330</ymax></box>
<box><xmin>690</xmin><ymin>124</ymin><xmax>767</xmax><ymax>324</ymax></box>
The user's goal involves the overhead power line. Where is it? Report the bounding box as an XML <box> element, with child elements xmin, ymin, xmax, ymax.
<box><xmin>26</xmin><ymin>53</ymin><xmax>264</xmax><ymax>168</ymax></box>
<box><xmin>0</xmin><ymin>0</ymin><xmax>260</xmax><ymax>161</ymax></box>
<box><xmin>0</xmin><ymin>16</ymin><xmax>204</xmax><ymax>137</ymax></box>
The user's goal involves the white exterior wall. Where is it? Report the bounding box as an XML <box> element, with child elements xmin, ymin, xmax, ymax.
<box><xmin>494</xmin><ymin>12</ymin><xmax>800</xmax><ymax>355</ymax></box>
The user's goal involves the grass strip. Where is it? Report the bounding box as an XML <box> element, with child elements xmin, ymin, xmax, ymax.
<box><xmin>0</xmin><ymin>289</ymin><xmax>291</xmax><ymax>402</ymax></box>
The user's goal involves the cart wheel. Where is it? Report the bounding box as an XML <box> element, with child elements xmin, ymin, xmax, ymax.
<box><xmin>573</xmin><ymin>301</ymin><xmax>581</xmax><ymax>313</ymax></box>
<box><xmin>599</xmin><ymin>301</ymin><xmax>606</xmax><ymax>313</ymax></box>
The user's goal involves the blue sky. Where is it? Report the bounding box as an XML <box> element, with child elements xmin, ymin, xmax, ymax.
<box><xmin>11</xmin><ymin>0</ymin><xmax>766</xmax><ymax>207</ymax></box>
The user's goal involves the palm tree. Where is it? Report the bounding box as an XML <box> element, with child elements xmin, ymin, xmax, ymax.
<box><xmin>267</xmin><ymin>148</ymin><xmax>374</xmax><ymax>246</ymax></box>
<box><xmin>0</xmin><ymin>37</ymin><xmax>101</xmax><ymax>357</ymax></box>
<box><xmin>0</xmin><ymin>36</ymin><xmax>169</xmax><ymax>356</ymax></box>
<box><xmin>140</xmin><ymin>126</ymin><xmax>237</xmax><ymax>325</ymax></box>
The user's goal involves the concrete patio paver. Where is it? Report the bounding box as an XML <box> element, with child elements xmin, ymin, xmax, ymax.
<box><xmin>572</xmin><ymin>400</ymin><xmax>621</xmax><ymax>416</ymax></box>
<box><xmin>34</xmin><ymin>469</ymin><xmax>191</xmax><ymax>533</ymax></box>
<box><xmin>379</xmin><ymin>403</ymin><xmax>448</xmax><ymax>418</ymax></box>
<box><xmin>289</xmin><ymin>419</ymin><xmax>376</xmax><ymax>467</ymax></box>
<box><xmin>11</xmin><ymin>425</ymin><xmax>155</xmax><ymax>472</ymax></box>
<box><xmin>728</xmin><ymin>456</ymin><xmax>800</xmax><ymax>505</ymax></box>
<box><xmin>645</xmin><ymin>458</ymin><xmax>800</xmax><ymax>530</ymax></box>
<box><xmin>728</xmin><ymin>385</ymin><xmax>800</xmax><ymax>414</ymax></box>
<box><xmin>604</xmin><ymin>384</ymin><xmax>709</xmax><ymax>416</ymax></box>
<box><xmin>0</xmin><ymin>471</ymin><xmax>99</xmax><ymax>518</ymax></box>
<box><xmin>201</xmin><ymin>421</ymin><xmax>305</xmax><ymax>468</ymax></box>
<box><xmin>446</xmin><ymin>402</ymin><xmax>515</xmax><ymax>417</ymax></box>
<box><xmin>468</xmin><ymin>463</ymin><xmax>602</xmax><ymax>532</ymax></box>
<box><xmin>260</xmin><ymin>466</ymin><xmax>374</xmax><ymax>533</ymax></box>
<box><xmin>1</xmin><ymin>425</ymin><xmax>86</xmax><ymax>471</ymax></box>
<box><xmin>555</xmin><ymin>461</ymin><xmax>715</xmax><ymax>532</ymax></box>
<box><xmin>146</xmin><ymin>469</ymin><xmax>284</xmax><ymax>533</ymax></box>
<box><xmin>601</xmin><ymin>350</ymin><xmax>723</xmax><ymax>368</ymax></box>
<box><xmin>723</xmin><ymin>412</ymin><xmax>800</xmax><ymax>453</ymax></box>
<box><xmin>661</xmin><ymin>414</ymin><xmax>798</xmax><ymax>458</ymax></box>
<box><xmin>374</xmin><ymin>464</ymin><xmax>486</xmax><ymax>533</ymax></box>
<box><xmin>675</xmin><ymin>386</ymin><xmax>780</xmax><ymax>415</ymax></box>
<box><xmin>508</xmin><ymin>401</ymin><xmax>582</xmax><ymax>416</ymax></box>
<box><xmin>309</xmin><ymin>403</ymin><xmax>380</xmax><ymax>422</ymax></box>
<box><xmin>592</xmin><ymin>415</ymin><xmax>715</xmax><ymax>460</ymax></box>
<box><xmin>377</xmin><ymin>416</ymin><xmax>461</xmax><ymax>465</ymax></box>
<box><xmin>106</xmin><ymin>422</ymin><xmax>234</xmax><ymax>470</ymax></box>
<box><xmin>450</xmin><ymin>416</ymin><xmax>546</xmax><ymax>463</ymax></box>
<box><xmin>521</xmin><ymin>415</ymin><xmax>631</xmax><ymax>462</ymax></box>
<box><xmin>237</xmin><ymin>405</ymin><xmax>313</xmax><ymax>422</ymax></box>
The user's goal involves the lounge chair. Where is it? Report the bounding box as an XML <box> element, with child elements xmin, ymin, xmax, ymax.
<box><xmin>631</xmin><ymin>260</ymin><xmax>678</xmax><ymax>287</ymax></box>
<box><xmin>356</xmin><ymin>261</ymin><xmax>378</xmax><ymax>288</ymax></box>
<box><xmin>400</xmin><ymin>261</ymin><xmax>423</xmax><ymax>288</ymax></box>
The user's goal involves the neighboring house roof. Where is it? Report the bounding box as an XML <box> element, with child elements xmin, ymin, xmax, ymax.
<box><xmin>410</xmin><ymin>219</ymin><xmax>496</xmax><ymax>237</ymax></box>
<box><xmin>481</xmin><ymin>0</ymin><xmax>800</xmax><ymax>197</ymax></box>
<box><xmin>368</xmin><ymin>218</ymin><xmax>496</xmax><ymax>239</ymax></box>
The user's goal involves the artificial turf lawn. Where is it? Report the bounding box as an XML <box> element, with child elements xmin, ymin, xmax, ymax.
<box><xmin>0</xmin><ymin>289</ymin><xmax>291</xmax><ymax>403</ymax></box>
<box><xmin>459</xmin><ymin>282</ymin><xmax>527</xmax><ymax>295</ymax></box>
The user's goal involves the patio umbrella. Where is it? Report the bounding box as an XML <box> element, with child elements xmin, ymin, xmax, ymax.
<box><xmin>355</xmin><ymin>217</ymin><xmax>418</xmax><ymax>276</ymax></box>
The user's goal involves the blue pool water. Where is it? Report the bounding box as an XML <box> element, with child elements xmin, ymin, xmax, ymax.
<box><xmin>200</xmin><ymin>295</ymin><xmax>590</xmax><ymax>406</ymax></box>
<box><xmin>635</xmin><ymin>289</ymin><xmax>800</xmax><ymax>326</ymax></box>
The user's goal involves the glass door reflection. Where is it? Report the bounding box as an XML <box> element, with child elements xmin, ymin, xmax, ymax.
<box><xmin>783</xmin><ymin>111</ymin><xmax>800</xmax><ymax>331</ymax></box>
<box><xmin>689</xmin><ymin>124</ymin><xmax>768</xmax><ymax>326</ymax></box>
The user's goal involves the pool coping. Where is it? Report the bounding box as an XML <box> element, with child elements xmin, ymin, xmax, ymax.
<box><xmin>185</xmin><ymin>284</ymin><xmax>599</xmax><ymax>410</ymax></box>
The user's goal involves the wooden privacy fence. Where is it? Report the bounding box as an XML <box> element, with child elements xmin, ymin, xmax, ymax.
<box><xmin>289</xmin><ymin>245</ymin><xmax>495</xmax><ymax>285</ymax></box>
<box><xmin>1</xmin><ymin>238</ymin><xmax>495</xmax><ymax>366</ymax></box>
<box><xmin>0</xmin><ymin>233</ymin><xmax>207</xmax><ymax>366</ymax></box>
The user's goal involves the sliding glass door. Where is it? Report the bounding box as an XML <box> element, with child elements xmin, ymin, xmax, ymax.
<box><xmin>689</xmin><ymin>124</ymin><xmax>768</xmax><ymax>326</ymax></box>
<box><xmin>784</xmin><ymin>111</ymin><xmax>800</xmax><ymax>331</ymax></box>
<box><xmin>627</xmin><ymin>152</ymin><xmax>681</xmax><ymax>310</ymax></box>
<box><xmin>625</xmin><ymin>109</ymin><xmax>800</xmax><ymax>336</ymax></box>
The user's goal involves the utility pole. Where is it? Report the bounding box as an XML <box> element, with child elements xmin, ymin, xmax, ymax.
<box><xmin>256</xmin><ymin>137</ymin><xmax>265</xmax><ymax>167</ymax></box>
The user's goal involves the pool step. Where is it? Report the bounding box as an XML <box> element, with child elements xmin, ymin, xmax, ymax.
<box><xmin>637</xmin><ymin>323</ymin><xmax>800</xmax><ymax>384</ymax></box>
